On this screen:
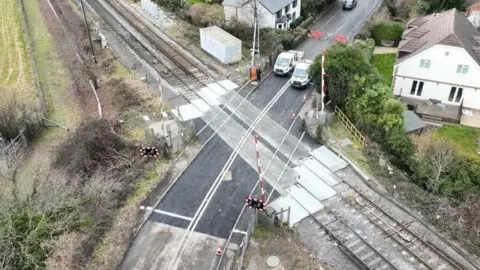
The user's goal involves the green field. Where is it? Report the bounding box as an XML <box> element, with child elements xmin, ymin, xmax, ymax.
<box><xmin>371</xmin><ymin>53</ymin><xmax>396</xmax><ymax>87</ymax></box>
<box><xmin>436</xmin><ymin>124</ymin><xmax>480</xmax><ymax>161</ymax></box>
<box><xmin>0</xmin><ymin>0</ymin><xmax>37</xmax><ymax>106</ymax></box>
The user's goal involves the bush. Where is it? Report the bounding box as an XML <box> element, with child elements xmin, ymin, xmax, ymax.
<box><xmin>0</xmin><ymin>100</ymin><xmax>42</xmax><ymax>142</ymax></box>
<box><xmin>185</xmin><ymin>3</ymin><xmax>224</xmax><ymax>27</ymax></box>
<box><xmin>153</xmin><ymin>0</ymin><xmax>183</xmax><ymax>11</ymax></box>
<box><xmin>351</xmin><ymin>38</ymin><xmax>375</xmax><ymax>61</ymax></box>
<box><xmin>54</xmin><ymin>119</ymin><xmax>124</xmax><ymax>177</ymax></box>
<box><xmin>281</xmin><ymin>34</ymin><xmax>296</xmax><ymax>50</ymax></box>
<box><xmin>355</xmin><ymin>24</ymin><xmax>372</xmax><ymax>40</ymax></box>
<box><xmin>290</xmin><ymin>16</ymin><xmax>305</xmax><ymax>29</ymax></box>
<box><xmin>0</xmin><ymin>202</ymin><xmax>85</xmax><ymax>269</ymax></box>
<box><xmin>370</xmin><ymin>20</ymin><xmax>405</xmax><ymax>45</ymax></box>
<box><xmin>381</xmin><ymin>128</ymin><xmax>414</xmax><ymax>171</ymax></box>
<box><xmin>299</xmin><ymin>16</ymin><xmax>314</xmax><ymax>29</ymax></box>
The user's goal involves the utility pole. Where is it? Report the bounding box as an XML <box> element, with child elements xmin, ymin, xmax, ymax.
<box><xmin>80</xmin><ymin>0</ymin><xmax>97</xmax><ymax>63</ymax></box>
<box><xmin>318</xmin><ymin>50</ymin><xmax>326</xmax><ymax>115</ymax></box>
<box><xmin>251</xmin><ymin>0</ymin><xmax>258</xmax><ymax>67</ymax></box>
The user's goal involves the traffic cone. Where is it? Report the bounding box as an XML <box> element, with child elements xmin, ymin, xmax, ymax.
<box><xmin>216</xmin><ymin>248</ymin><xmax>223</xmax><ymax>256</ymax></box>
<box><xmin>291</xmin><ymin>112</ymin><xmax>297</xmax><ymax>119</ymax></box>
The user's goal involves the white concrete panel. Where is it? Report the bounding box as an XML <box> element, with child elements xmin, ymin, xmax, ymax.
<box><xmin>268</xmin><ymin>185</ymin><xmax>324</xmax><ymax>227</ymax></box>
<box><xmin>152</xmin><ymin>6</ymin><xmax>158</xmax><ymax>17</ymax></box>
<box><xmin>148</xmin><ymin>3</ymin><xmax>154</xmax><ymax>16</ymax></box>
<box><xmin>170</xmin><ymin>104</ymin><xmax>203</xmax><ymax>121</ymax></box>
<box><xmin>310</xmin><ymin>146</ymin><xmax>348</xmax><ymax>172</ymax></box>
<box><xmin>302</xmin><ymin>157</ymin><xmax>341</xmax><ymax>186</ymax></box>
<box><xmin>207</xmin><ymin>82</ymin><xmax>228</xmax><ymax>96</ymax></box>
<box><xmin>190</xmin><ymin>99</ymin><xmax>211</xmax><ymax>113</ymax></box>
<box><xmin>218</xmin><ymin>79</ymin><xmax>239</xmax><ymax>91</ymax></box>
<box><xmin>294</xmin><ymin>166</ymin><xmax>337</xmax><ymax>201</ymax></box>
<box><xmin>197</xmin><ymin>88</ymin><xmax>221</xmax><ymax>107</ymax></box>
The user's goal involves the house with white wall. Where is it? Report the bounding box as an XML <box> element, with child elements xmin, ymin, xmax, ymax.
<box><xmin>223</xmin><ymin>0</ymin><xmax>301</xmax><ymax>30</ymax></box>
<box><xmin>392</xmin><ymin>8</ymin><xmax>480</xmax><ymax>127</ymax></box>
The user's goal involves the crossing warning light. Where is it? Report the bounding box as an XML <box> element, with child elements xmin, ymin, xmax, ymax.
<box><xmin>140</xmin><ymin>147</ymin><xmax>159</xmax><ymax>158</ymax></box>
<box><xmin>245</xmin><ymin>197</ymin><xmax>267</xmax><ymax>211</ymax></box>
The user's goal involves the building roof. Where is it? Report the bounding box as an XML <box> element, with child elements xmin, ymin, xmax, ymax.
<box><xmin>403</xmin><ymin>110</ymin><xmax>425</xmax><ymax>133</ymax></box>
<box><xmin>223</xmin><ymin>0</ymin><xmax>295</xmax><ymax>14</ymax></box>
<box><xmin>222</xmin><ymin>0</ymin><xmax>248</xmax><ymax>7</ymax></box>
<box><xmin>200</xmin><ymin>26</ymin><xmax>242</xmax><ymax>46</ymax></box>
<box><xmin>397</xmin><ymin>9</ymin><xmax>480</xmax><ymax>66</ymax></box>
<box><xmin>259</xmin><ymin>0</ymin><xmax>295</xmax><ymax>13</ymax></box>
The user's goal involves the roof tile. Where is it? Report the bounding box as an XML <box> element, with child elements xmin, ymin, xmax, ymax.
<box><xmin>397</xmin><ymin>9</ymin><xmax>480</xmax><ymax>66</ymax></box>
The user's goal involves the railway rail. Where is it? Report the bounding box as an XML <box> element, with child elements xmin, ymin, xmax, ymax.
<box><xmin>87</xmin><ymin>0</ymin><xmax>209</xmax><ymax>106</ymax></box>
<box><xmin>104</xmin><ymin>0</ymin><xmax>220</xmax><ymax>99</ymax></box>
<box><xmin>85</xmin><ymin>1</ymin><xmax>479</xmax><ymax>270</ymax></box>
<box><xmin>311</xmin><ymin>192</ymin><xmax>398</xmax><ymax>270</ymax></box>
<box><xmin>337</xmin><ymin>183</ymin><xmax>464</xmax><ymax>270</ymax></box>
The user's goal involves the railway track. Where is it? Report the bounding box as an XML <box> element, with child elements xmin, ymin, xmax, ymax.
<box><xmin>86</xmin><ymin>0</ymin><xmax>209</xmax><ymax>105</ymax></box>
<box><xmin>311</xmin><ymin>192</ymin><xmax>398</xmax><ymax>270</ymax></box>
<box><xmin>335</xmin><ymin>182</ymin><xmax>465</xmax><ymax>270</ymax></box>
<box><xmin>102</xmin><ymin>0</ymin><xmax>220</xmax><ymax>99</ymax></box>
<box><xmin>85</xmin><ymin>1</ymin><xmax>479</xmax><ymax>269</ymax></box>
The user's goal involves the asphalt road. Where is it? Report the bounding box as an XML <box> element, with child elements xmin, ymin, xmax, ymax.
<box><xmin>151</xmin><ymin>119</ymin><xmax>280</xmax><ymax>239</ymax></box>
<box><xmin>246</xmin><ymin>0</ymin><xmax>382</xmax><ymax>133</ymax></box>
<box><xmin>120</xmin><ymin>0</ymin><xmax>380</xmax><ymax>267</ymax></box>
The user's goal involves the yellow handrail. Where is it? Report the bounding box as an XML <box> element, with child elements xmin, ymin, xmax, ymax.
<box><xmin>334</xmin><ymin>106</ymin><xmax>365</xmax><ymax>147</ymax></box>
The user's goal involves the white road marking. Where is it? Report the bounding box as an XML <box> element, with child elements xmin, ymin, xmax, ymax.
<box><xmin>141</xmin><ymin>206</ymin><xmax>194</xmax><ymax>221</ymax></box>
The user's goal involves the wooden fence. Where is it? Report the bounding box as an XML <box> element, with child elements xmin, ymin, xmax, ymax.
<box><xmin>334</xmin><ymin>106</ymin><xmax>365</xmax><ymax>147</ymax></box>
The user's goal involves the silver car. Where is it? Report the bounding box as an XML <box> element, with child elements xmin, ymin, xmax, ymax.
<box><xmin>343</xmin><ymin>0</ymin><xmax>357</xmax><ymax>9</ymax></box>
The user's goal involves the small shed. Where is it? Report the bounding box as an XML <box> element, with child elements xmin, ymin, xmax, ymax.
<box><xmin>403</xmin><ymin>110</ymin><xmax>425</xmax><ymax>134</ymax></box>
<box><xmin>200</xmin><ymin>26</ymin><xmax>242</xmax><ymax>64</ymax></box>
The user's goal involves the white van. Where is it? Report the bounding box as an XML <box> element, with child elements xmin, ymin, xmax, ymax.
<box><xmin>274</xmin><ymin>50</ymin><xmax>305</xmax><ymax>76</ymax></box>
<box><xmin>291</xmin><ymin>61</ymin><xmax>313</xmax><ymax>89</ymax></box>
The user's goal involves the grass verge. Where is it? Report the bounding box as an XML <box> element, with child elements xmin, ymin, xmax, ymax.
<box><xmin>15</xmin><ymin>0</ymin><xmax>78</xmax><ymax>199</ymax></box>
<box><xmin>371</xmin><ymin>53</ymin><xmax>395</xmax><ymax>86</ymax></box>
<box><xmin>436</xmin><ymin>124</ymin><xmax>480</xmax><ymax>162</ymax></box>
<box><xmin>327</xmin><ymin>120</ymin><xmax>373</xmax><ymax>176</ymax></box>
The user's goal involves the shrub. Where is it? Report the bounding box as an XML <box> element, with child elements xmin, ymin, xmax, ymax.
<box><xmin>281</xmin><ymin>34</ymin><xmax>296</xmax><ymax>50</ymax></box>
<box><xmin>54</xmin><ymin>119</ymin><xmax>124</xmax><ymax>177</ymax></box>
<box><xmin>370</xmin><ymin>20</ymin><xmax>405</xmax><ymax>45</ymax></box>
<box><xmin>185</xmin><ymin>3</ymin><xmax>224</xmax><ymax>27</ymax></box>
<box><xmin>355</xmin><ymin>24</ymin><xmax>372</xmax><ymax>40</ymax></box>
<box><xmin>0</xmin><ymin>100</ymin><xmax>42</xmax><ymax>142</ymax></box>
<box><xmin>290</xmin><ymin>16</ymin><xmax>305</xmax><ymax>29</ymax></box>
<box><xmin>381</xmin><ymin>127</ymin><xmax>414</xmax><ymax>171</ymax></box>
<box><xmin>351</xmin><ymin>38</ymin><xmax>375</xmax><ymax>61</ymax></box>
<box><xmin>299</xmin><ymin>16</ymin><xmax>314</xmax><ymax>29</ymax></box>
<box><xmin>153</xmin><ymin>0</ymin><xmax>183</xmax><ymax>11</ymax></box>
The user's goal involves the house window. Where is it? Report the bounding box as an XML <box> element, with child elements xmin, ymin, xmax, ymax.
<box><xmin>276</xmin><ymin>10</ymin><xmax>282</xmax><ymax>19</ymax></box>
<box><xmin>448</xmin><ymin>87</ymin><xmax>463</xmax><ymax>103</ymax></box>
<box><xmin>292</xmin><ymin>0</ymin><xmax>298</xmax><ymax>8</ymax></box>
<box><xmin>456</xmin><ymin>64</ymin><xmax>469</xmax><ymax>74</ymax></box>
<box><xmin>292</xmin><ymin>12</ymin><xmax>296</xmax><ymax>21</ymax></box>
<box><xmin>410</xmin><ymin>80</ymin><xmax>424</xmax><ymax>96</ymax></box>
<box><xmin>277</xmin><ymin>24</ymin><xmax>282</xmax><ymax>29</ymax></box>
<box><xmin>285</xmin><ymin>5</ymin><xmax>290</xmax><ymax>13</ymax></box>
<box><xmin>419</xmin><ymin>59</ymin><xmax>431</xmax><ymax>69</ymax></box>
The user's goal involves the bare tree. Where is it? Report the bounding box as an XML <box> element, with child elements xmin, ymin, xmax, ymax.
<box><xmin>412</xmin><ymin>133</ymin><xmax>457</xmax><ymax>192</ymax></box>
